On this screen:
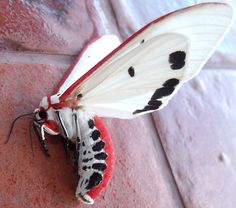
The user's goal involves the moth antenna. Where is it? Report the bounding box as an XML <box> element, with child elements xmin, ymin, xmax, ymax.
<box><xmin>29</xmin><ymin>120</ymin><xmax>35</xmax><ymax>157</ymax></box>
<box><xmin>4</xmin><ymin>112</ymin><xmax>34</xmax><ymax>144</ymax></box>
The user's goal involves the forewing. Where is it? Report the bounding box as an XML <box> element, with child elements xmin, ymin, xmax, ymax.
<box><xmin>79</xmin><ymin>34</ymin><xmax>188</xmax><ymax>118</ymax></box>
<box><xmin>59</xmin><ymin>3</ymin><xmax>233</xmax><ymax>119</ymax></box>
<box><xmin>54</xmin><ymin>36</ymin><xmax>121</xmax><ymax>95</ymax></box>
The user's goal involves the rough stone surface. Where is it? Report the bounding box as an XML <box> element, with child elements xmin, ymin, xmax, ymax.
<box><xmin>0</xmin><ymin>0</ymin><xmax>119</xmax><ymax>55</ymax></box>
<box><xmin>104</xmin><ymin>116</ymin><xmax>184</xmax><ymax>208</ymax></box>
<box><xmin>152</xmin><ymin>70</ymin><xmax>236</xmax><ymax>208</ymax></box>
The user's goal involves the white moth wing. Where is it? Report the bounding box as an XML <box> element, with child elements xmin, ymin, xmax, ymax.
<box><xmin>60</xmin><ymin>3</ymin><xmax>233</xmax><ymax>119</ymax></box>
<box><xmin>55</xmin><ymin>35</ymin><xmax>121</xmax><ymax>95</ymax></box>
<box><xmin>77</xmin><ymin>34</ymin><xmax>188</xmax><ymax>118</ymax></box>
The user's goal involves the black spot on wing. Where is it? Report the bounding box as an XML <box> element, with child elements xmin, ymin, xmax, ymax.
<box><xmin>88</xmin><ymin>119</ymin><xmax>95</xmax><ymax>129</ymax></box>
<box><xmin>133</xmin><ymin>108</ymin><xmax>150</xmax><ymax>115</ymax></box>
<box><xmin>163</xmin><ymin>78</ymin><xmax>179</xmax><ymax>87</ymax></box>
<box><xmin>142</xmin><ymin>105</ymin><xmax>159</xmax><ymax>111</ymax></box>
<box><xmin>148</xmin><ymin>100</ymin><xmax>162</xmax><ymax>107</ymax></box>
<box><xmin>86</xmin><ymin>172</ymin><xmax>103</xmax><ymax>190</ymax></box>
<box><xmin>141</xmin><ymin>39</ymin><xmax>145</xmax><ymax>44</ymax></box>
<box><xmin>133</xmin><ymin>100</ymin><xmax>162</xmax><ymax>115</ymax></box>
<box><xmin>91</xmin><ymin>130</ymin><xmax>101</xmax><ymax>141</ymax></box>
<box><xmin>92</xmin><ymin>140</ymin><xmax>105</xmax><ymax>152</ymax></box>
<box><xmin>151</xmin><ymin>87</ymin><xmax>175</xmax><ymax>100</ymax></box>
<box><xmin>133</xmin><ymin>78</ymin><xmax>181</xmax><ymax>115</ymax></box>
<box><xmin>77</xmin><ymin>93</ymin><xmax>83</xmax><ymax>98</ymax></box>
<box><xmin>92</xmin><ymin>163</ymin><xmax>107</xmax><ymax>171</ymax></box>
<box><xmin>128</xmin><ymin>66</ymin><xmax>135</xmax><ymax>77</ymax></box>
<box><xmin>94</xmin><ymin>152</ymin><xmax>108</xmax><ymax>160</ymax></box>
<box><xmin>169</xmin><ymin>51</ymin><xmax>186</xmax><ymax>70</ymax></box>
<box><xmin>133</xmin><ymin>109</ymin><xmax>145</xmax><ymax>114</ymax></box>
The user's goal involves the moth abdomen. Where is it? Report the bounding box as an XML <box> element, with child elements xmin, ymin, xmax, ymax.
<box><xmin>76</xmin><ymin>114</ymin><xmax>114</xmax><ymax>204</ymax></box>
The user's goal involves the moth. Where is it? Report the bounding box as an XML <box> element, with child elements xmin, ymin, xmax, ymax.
<box><xmin>8</xmin><ymin>2</ymin><xmax>233</xmax><ymax>205</ymax></box>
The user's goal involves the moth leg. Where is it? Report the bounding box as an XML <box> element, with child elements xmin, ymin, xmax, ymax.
<box><xmin>33</xmin><ymin>122</ymin><xmax>50</xmax><ymax>157</ymax></box>
<box><xmin>55</xmin><ymin>111</ymin><xmax>70</xmax><ymax>158</ymax></box>
<box><xmin>73</xmin><ymin>112</ymin><xmax>81</xmax><ymax>166</ymax></box>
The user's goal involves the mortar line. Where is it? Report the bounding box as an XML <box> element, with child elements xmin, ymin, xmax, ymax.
<box><xmin>151</xmin><ymin>113</ymin><xmax>186</xmax><ymax>208</ymax></box>
<box><xmin>0</xmin><ymin>51</ymin><xmax>76</xmax><ymax>66</ymax></box>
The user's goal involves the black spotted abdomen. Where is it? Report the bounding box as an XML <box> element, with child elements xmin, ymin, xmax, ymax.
<box><xmin>75</xmin><ymin>112</ymin><xmax>114</xmax><ymax>204</ymax></box>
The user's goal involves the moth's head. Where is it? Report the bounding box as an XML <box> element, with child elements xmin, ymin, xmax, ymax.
<box><xmin>34</xmin><ymin>96</ymin><xmax>49</xmax><ymax>123</ymax></box>
<box><xmin>34</xmin><ymin>107</ymin><xmax>48</xmax><ymax>123</ymax></box>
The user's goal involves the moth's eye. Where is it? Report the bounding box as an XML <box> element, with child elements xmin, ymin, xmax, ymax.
<box><xmin>38</xmin><ymin>110</ymin><xmax>48</xmax><ymax>120</ymax></box>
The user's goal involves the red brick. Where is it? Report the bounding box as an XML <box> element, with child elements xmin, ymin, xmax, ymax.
<box><xmin>104</xmin><ymin>116</ymin><xmax>184</xmax><ymax>208</ymax></box>
<box><xmin>0</xmin><ymin>0</ymin><xmax>119</xmax><ymax>55</ymax></box>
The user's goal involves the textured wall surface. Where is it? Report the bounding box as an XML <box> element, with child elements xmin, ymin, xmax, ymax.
<box><xmin>0</xmin><ymin>0</ymin><xmax>235</xmax><ymax>208</ymax></box>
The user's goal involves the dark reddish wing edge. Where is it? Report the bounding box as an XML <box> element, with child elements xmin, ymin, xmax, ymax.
<box><xmin>59</xmin><ymin>2</ymin><xmax>223</xmax><ymax>102</ymax></box>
